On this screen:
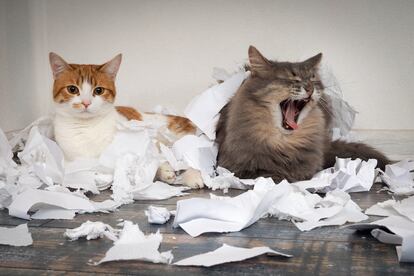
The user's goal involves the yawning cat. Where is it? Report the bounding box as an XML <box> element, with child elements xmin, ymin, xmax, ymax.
<box><xmin>49</xmin><ymin>53</ymin><xmax>203</xmax><ymax>188</ymax></box>
<box><xmin>216</xmin><ymin>46</ymin><xmax>390</xmax><ymax>183</ymax></box>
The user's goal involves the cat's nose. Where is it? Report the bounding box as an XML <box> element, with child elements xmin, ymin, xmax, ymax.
<box><xmin>304</xmin><ymin>83</ymin><xmax>314</xmax><ymax>96</ymax></box>
<box><xmin>82</xmin><ymin>100</ymin><xmax>91</xmax><ymax>108</ymax></box>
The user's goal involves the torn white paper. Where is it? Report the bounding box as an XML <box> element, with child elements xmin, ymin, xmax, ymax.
<box><xmin>18</xmin><ymin>126</ymin><xmax>65</xmax><ymax>186</ymax></box>
<box><xmin>8</xmin><ymin>188</ymin><xmax>117</xmax><ymax>220</ymax></box>
<box><xmin>319</xmin><ymin>64</ymin><xmax>357</xmax><ymax>136</ymax></box>
<box><xmin>172</xmin><ymin>134</ymin><xmax>217</xmax><ymax>176</ymax></box>
<box><xmin>379</xmin><ymin>160</ymin><xmax>414</xmax><ymax>195</ymax></box>
<box><xmin>145</xmin><ymin>206</ymin><xmax>172</xmax><ymax>224</ymax></box>
<box><xmin>0</xmin><ymin>224</ymin><xmax>33</xmax><ymax>246</ymax></box>
<box><xmin>174</xmin><ymin>243</ymin><xmax>291</xmax><ymax>267</ymax></box>
<box><xmin>65</xmin><ymin>221</ymin><xmax>119</xmax><ymax>241</ymax></box>
<box><xmin>97</xmin><ymin>221</ymin><xmax>173</xmax><ymax>264</ymax></box>
<box><xmin>184</xmin><ymin>70</ymin><xmax>250</xmax><ymax>140</ymax></box>
<box><xmin>346</xmin><ymin>215</ymin><xmax>414</xmax><ymax>262</ymax></box>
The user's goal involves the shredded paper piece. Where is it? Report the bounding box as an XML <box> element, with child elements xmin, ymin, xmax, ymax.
<box><xmin>174</xmin><ymin>243</ymin><xmax>291</xmax><ymax>267</ymax></box>
<box><xmin>65</xmin><ymin>221</ymin><xmax>119</xmax><ymax>241</ymax></box>
<box><xmin>0</xmin><ymin>224</ymin><xmax>33</xmax><ymax>246</ymax></box>
<box><xmin>97</xmin><ymin>221</ymin><xmax>173</xmax><ymax>265</ymax></box>
<box><xmin>145</xmin><ymin>206</ymin><xmax>172</xmax><ymax>224</ymax></box>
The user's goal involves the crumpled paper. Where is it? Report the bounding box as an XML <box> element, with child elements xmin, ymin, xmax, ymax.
<box><xmin>379</xmin><ymin>160</ymin><xmax>414</xmax><ymax>195</ymax></box>
<box><xmin>0</xmin><ymin>224</ymin><xmax>33</xmax><ymax>246</ymax></box>
<box><xmin>65</xmin><ymin>220</ymin><xmax>119</xmax><ymax>241</ymax></box>
<box><xmin>145</xmin><ymin>205</ymin><xmax>172</xmax><ymax>224</ymax></box>
<box><xmin>174</xmin><ymin>243</ymin><xmax>292</xmax><ymax>267</ymax></box>
<box><xmin>294</xmin><ymin>158</ymin><xmax>378</xmax><ymax>193</ymax></box>
<box><xmin>96</xmin><ymin>221</ymin><xmax>173</xmax><ymax>265</ymax></box>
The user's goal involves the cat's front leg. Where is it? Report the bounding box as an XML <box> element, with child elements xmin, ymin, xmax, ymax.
<box><xmin>180</xmin><ymin>168</ymin><xmax>204</xmax><ymax>189</ymax></box>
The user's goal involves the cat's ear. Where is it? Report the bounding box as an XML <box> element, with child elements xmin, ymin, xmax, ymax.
<box><xmin>304</xmin><ymin>53</ymin><xmax>322</xmax><ymax>69</ymax></box>
<box><xmin>100</xmin><ymin>54</ymin><xmax>122</xmax><ymax>80</ymax></box>
<box><xmin>248</xmin><ymin>46</ymin><xmax>271</xmax><ymax>76</ymax></box>
<box><xmin>49</xmin><ymin>52</ymin><xmax>69</xmax><ymax>79</ymax></box>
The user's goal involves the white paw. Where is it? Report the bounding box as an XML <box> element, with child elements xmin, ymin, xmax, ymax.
<box><xmin>181</xmin><ymin>168</ymin><xmax>204</xmax><ymax>189</ymax></box>
<box><xmin>156</xmin><ymin>162</ymin><xmax>176</xmax><ymax>184</ymax></box>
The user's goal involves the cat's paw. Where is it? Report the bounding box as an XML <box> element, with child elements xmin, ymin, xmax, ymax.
<box><xmin>156</xmin><ymin>162</ymin><xmax>176</xmax><ymax>184</ymax></box>
<box><xmin>181</xmin><ymin>168</ymin><xmax>204</xmax><ymax>189</ymax></box>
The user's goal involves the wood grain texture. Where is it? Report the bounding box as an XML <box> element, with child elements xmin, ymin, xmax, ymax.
<box><xmin>0</xmin><ymin>130</ymin><xmax>413</xmax><ymax>274</ymax></box>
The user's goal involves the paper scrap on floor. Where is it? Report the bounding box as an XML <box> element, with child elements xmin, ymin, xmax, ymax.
<box><xmin>65</xmin><ymin>220</ymin><xmax>119</xmax><ymax>241</ymax></box>
<box><xmin>145</xmin><ymin>205</ymin><xmax>172</xmax><ymax>224</ymax></box>
<box><xmin>174</xmin><ymin>243</ymin><xmax>291</xmax><ymax>267</ymax></box>
<box><xmin>0</xmin><ymin>224</ymin><xmax>33</xmax><ymax>246</ymax></box>
<box><xmin>346</xmin><ymin>213</ymin><xmax>414</xmax><ymax>262</ymax></box>
<box><xmin>96</xmin><ymin>221</ymin><xmax>173</xmax><ymax>265</ymax></box>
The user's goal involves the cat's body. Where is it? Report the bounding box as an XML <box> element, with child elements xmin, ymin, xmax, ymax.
<box><xmin>216</xmin><ymin>46</ymin><xmax>390</xmax><ymax>183</ymax></box>
<box><xmin>49</xmin><ymin>53</ymin><xmax>203</xmax><ymax>188</ymax></box>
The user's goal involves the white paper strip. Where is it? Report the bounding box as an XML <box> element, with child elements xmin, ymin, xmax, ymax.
<box><xmin>174</xmin><ymin>243</ymin><xmax>291</xmax><ymax>267</ymax></box>
<box><xmin>379</xmin><ymin>160</ymin><xmax>414</xmax><ymax>195</ymax></box>
<box><xmin>97</xmin><ymin>221</ymin><xmax>173</xmax><ymax>265</ymax></box>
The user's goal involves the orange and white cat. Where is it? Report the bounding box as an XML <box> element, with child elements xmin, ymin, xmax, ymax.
<box><xmin>49</xmin><ymin>53</ymin><xmax>203</xmax><ymax>188</ymax></box>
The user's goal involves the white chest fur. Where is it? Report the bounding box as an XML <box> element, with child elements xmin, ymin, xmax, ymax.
<box><xmin>54</xmin><ymin>109</ymin><xmax>121</xmax><ymax>161</ymax></box>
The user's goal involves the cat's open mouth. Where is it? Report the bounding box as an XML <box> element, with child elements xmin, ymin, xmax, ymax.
<box><xmin>280</xmin><ymin>99</ymin><xmax>310</xmax><ymax>130</ymax></box>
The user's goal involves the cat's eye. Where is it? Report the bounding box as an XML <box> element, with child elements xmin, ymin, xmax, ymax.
<box><xmin>67</xmin><ymin>85</ymin><xmax>78</xmax><ymax>94</ymax></box>
<box><xmin>94</xmin><ymin>87</ymin><xmax>104</xmax><ymax>95</ymax></box>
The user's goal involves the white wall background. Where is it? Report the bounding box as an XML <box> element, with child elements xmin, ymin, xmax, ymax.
<box><xmin>1</xmin><ymin>0</ymin><xmax>413</xmax><ymax>132</ymax></box>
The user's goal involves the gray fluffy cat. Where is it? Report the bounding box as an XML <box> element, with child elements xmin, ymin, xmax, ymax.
<box><xmin>216</xmin><ymin>46</ymin><xmax>390</xmax><ymax>183</ymax></box>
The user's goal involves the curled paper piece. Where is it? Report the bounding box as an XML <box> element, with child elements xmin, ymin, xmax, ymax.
<box><xmin>65</xmin><ymin>221</ymin><xmax>119</xmax><ymax>241</ymax></box>
<box><xmin>346</xmin><ymin>215</ymin><xmax>414</xmax><ymax>263</ymax></box>
<box><xmin>173</xmin><ymin>178</ymin><xmax>291</xmax><ymax>237</ymax></box>
<box><xmin>365</xmin><ymin>196</ymin><xmax>414</xmax><ymax>222</ymax></box>
<box><xmin>145</xmin><ymin>206</ymin><xmax>172</xmax><ymax>224</ymax></box>
<box><xmin>174</xmin><ymin>243</ymin><xmax>292</xmax><ymax>267</ymax></box>
<box><xmin>184</xmin><ymin>70</ymin><xmax>250</xmax><ymax>140</ymax></box>
<box><xmin>8</xmin><ymin>188</ymin><xmax>118</xmax><ymax>220</ymax></box>
<box><xmin>96</xmin><ymin>221</ymin><xmax>173</xmax><ymax>265</ymax></box>
<box><xmin>0</xmin><ymin>224</ymin><xmax>33</xmax><ymax>246</ymax></box>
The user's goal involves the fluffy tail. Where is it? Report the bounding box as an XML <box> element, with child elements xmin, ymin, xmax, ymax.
<box><xmin>324</xmin><ymin>140</ymin><xmax>391</xmax><ymax>170</ymax></box>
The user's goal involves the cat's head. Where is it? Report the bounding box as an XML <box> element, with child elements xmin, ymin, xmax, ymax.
<box><xmin>49</xmin><ymin>53</ymin><xmax>122</xmax><ymax>119</ymax></box>
<box><xmin>246</xmin><ymin>46</ymin><xmax>324</xmax><ymax>133</ymax></box>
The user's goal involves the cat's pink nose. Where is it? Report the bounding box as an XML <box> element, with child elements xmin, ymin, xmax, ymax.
<box><xmin>82</xmin><ymin>100</ymin><xmax>91</xmax><ymax>108</ymax></box>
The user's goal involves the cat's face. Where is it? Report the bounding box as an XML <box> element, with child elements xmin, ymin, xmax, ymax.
<box><xmin>49</xmin><ymin>53</ymin><xmax>122</xmax><ymax>119</ymax></box>
<box><xmin>247</xmin><ymin>46</ymin><xmax>324</xmax><ymax>133</ymax></box>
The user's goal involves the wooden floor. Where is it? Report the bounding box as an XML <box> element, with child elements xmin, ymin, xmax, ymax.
<box><xmin>0</xmin><ymin>130</ymin><xmax>414</xmax><ymax>275</ymax></box>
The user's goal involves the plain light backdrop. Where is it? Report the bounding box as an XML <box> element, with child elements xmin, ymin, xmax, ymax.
<box><xmin>1</xmin><ymin>0</ymin><xmax>413</xmax><ymax>132</ymax></box>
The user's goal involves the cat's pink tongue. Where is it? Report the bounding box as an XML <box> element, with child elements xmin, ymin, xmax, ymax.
<box><xmin>284</xmin><ymin>102</ymin><xmax>299</xmax><ymax>130</ymax></box>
